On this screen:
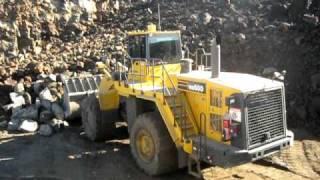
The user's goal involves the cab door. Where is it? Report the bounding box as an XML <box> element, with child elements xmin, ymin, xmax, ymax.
<box><xmin>128</xmin><ymin>35</ymin><xmax>148</xmax><ymax>82</ymax></box>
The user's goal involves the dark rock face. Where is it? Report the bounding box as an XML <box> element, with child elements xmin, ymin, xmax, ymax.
<box><xmin>0</xmin><ymin>0</ymin><xmax>320</xmax><ymax>135</ymax></box>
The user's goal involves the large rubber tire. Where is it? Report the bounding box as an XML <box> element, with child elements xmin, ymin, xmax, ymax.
<box><xmin>81</xmin><ymin>94</ymin><xmax>115</xmax><ymax>141</ymax></box>
<box><xmin>130</xmin><ymin>112</ymin><xmax>178</xmax><ymax>175</ymax></box>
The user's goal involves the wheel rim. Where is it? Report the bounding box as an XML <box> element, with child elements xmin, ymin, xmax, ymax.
<box><xmin>136</xmin><ymin>129</ymin><xmax>155</xmax><ymax>163</ymax></box>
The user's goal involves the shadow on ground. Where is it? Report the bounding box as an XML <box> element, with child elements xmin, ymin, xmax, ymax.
<box><xmin>0</xmin><ymin>126</ymin><xmax>193</xmax><ymax>180</ymax></box>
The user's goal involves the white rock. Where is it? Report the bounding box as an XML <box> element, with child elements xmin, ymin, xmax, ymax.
<box><xmin>236</xmin><ymin>33</ymin><xmax>246</xmax><ymax>43</ymax></box>
<box><xmin>50</xmin><ymin>118</ymin><xmax>69</xmax><ymax>131</ymax></box>
<box><xmin>4</xmin><ymin>92</ymin><xmax>26</xmax><ymax>111</ymax></box>
<box><xmin>14</xmin><ymin>82</ymin><xmax>25</xmax><ymax>94</ymax></box>
<box><xmin>10</xmin><ymin>92</ymin><xmax>25</xmax><ymax>104</ymax></box>
<box><xmin>34</xmin><ymin>46</ymin><xmax>42</xmax><ymax>55</ymax></box>
<box><xmin>78</xmin><ymin>0</ymin><xmax>97</xmax><ymax>13</ymax></box>
<box><xmin>39</xmin><ymin>87</ymin><xmax>54</xmax><ymax>102</ymax></box>
<box><xmin>18</xmin><ymin>120</ymin><xmax>38</xmax><ymax>132</ymax></box>
<box><xmin>48</xmin><ymin>74</ymin><xmax>57</xmax><ymax>82</ymax></box>
<box><xmin>202</xmin><ymin>12</ymin><xmax>212</xmax><ymax>25</ymax></box>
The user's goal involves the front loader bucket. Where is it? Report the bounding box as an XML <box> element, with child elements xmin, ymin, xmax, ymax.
<box><xmin>62</xmin><ymin>75</ymin><xmax>103</xmax><ymax>120</ymax></box>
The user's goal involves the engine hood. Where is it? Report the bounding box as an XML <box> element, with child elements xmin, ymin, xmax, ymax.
<box><xmin>178</xmin><ymin>71</ymin><xmax>284</xmax><ymax>93</ymax></box>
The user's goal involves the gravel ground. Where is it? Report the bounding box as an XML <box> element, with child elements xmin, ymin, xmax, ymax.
<box><xmin>0</xmin><ymin>126</ymin><xmax>319</xmax><ymax>180</ymax></box>
<box><xmin>0</xmin><ymin>125</ymin><xmax>193</xmax><ymax>180</ymax></box>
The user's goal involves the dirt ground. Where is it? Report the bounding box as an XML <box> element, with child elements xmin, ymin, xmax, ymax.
<box><xmin>0</xmin><ymin>126</ymin><xmax>319</xmax><ymax>180</ymax></box>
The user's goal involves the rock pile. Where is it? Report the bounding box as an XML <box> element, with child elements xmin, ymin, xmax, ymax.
<box><xmin>0</xmin><ymin>0</ymin><xmax>129</xmax><ymax>136</ymax></box>
<box><xmin>2</xmin><ymin>73</ymin><xmax>68</xmax><ymax>136</ymax></box>
<box><xmin>288</xmin><ymin>0</ymin><xmax>320</xmax><ymax>134</ymax></box>
<box><xmin>0</xmin><ymin>0</ymin><xmax>126</xmax><ymax>118</ymax></box>
<box><xmin>0</xmin><ymin>0</ymin><xmax>127</xmax><ymax>86</ymax></box>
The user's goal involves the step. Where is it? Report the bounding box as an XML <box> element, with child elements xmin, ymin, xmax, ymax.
<box><xmin>184</xmin><ymin>131</ymin><xmax>197</xmax><ymax>138</ymax></box>
<box><xmin>165</xmin><ymin>98</ymin><xmax>182</xmax><ymax>105</ymax></box>
<box><xmin>176</xmin><ymin>120</ymin><xmax>193</xmax><ymax>129</ymax></box>
<box><xmin>173</xmin><ymin>112</ymin><xmax>186</xmax><ymax>119</ymax></box>
<box><xmin>175</xmin><ymin>117</ymin><xmax>191</xmax><ymax>124</ymax></box>
<box><xmin>171</xmin><ymin>105</ymin><xmax>184</xmax><ymax>114</ymax></box>
<box><xmin>174</xmin><ymin>114</ymin><xmax>187</xmax><ymax>120</ymax></box>
<box><xmin>169</xmin><ymin>103</ymin><xmax>182</xmax><ymax>108</ymax></box>
<box><xmin>180</xmin><ymin>123</ymin><xmax>193</xmax><ymax>129</ymax></box>
<box><xmin>164</xmin><ymin>92</ymin><xmax>179</xmax><ymax>97</ymax></box>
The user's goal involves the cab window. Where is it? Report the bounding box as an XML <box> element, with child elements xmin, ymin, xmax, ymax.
<box><xmin>128</xmin><ymin>36</ymin><xmax>146</xmax><ymax>58</ymax></box>
<box><xmin>149</xmin><ymin>34</ymin><xmax>182</xmax><ymax>62</ymax></box>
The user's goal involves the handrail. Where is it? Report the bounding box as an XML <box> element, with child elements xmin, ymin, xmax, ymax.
<box><xmin>125</xmin><ymin>58</ymin><xmax>186</xmax><ymax>136</ymax></box>
<box><xmin>152</xmin><ymin>59</ymin><xmax>155</xmax><ymax>95</ymax></box>
<box><xmin>159</xmin><ymin>59</ymin><xmax>178</xmax><ymax>95</ymax></box>
<box><xmin>185</xmin><ymin>48</ymin><xmax>211</xmax><ymax>70</ymax></box>
<box><xmin>127</xmin><ymin>58</ymin><xmax>178</xmax><ymax>94</ymax></box>
<box><xmin>200</xmin><ymin>52</ymin><xmax>211</xmax><ymax>68</ymax></box>
<box><xmin>162</xmin><ymin>64</ymin><xmax>165</xmax><ymax>102</ymax></box>
<box><xmin>199</xmin><ymin>113</ymin><xmax>207</xmax><ymax>159</ymax></box>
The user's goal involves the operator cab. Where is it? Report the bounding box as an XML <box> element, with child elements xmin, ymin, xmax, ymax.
<box><xmin>126</xmin><ymin>24</ymin><xmax>184</xmax><ymax>82</ymax></box>
<box><xmin>128</xmin><ymin>24</ymin><xmax>183</xmax><ymax>63</ymax></box>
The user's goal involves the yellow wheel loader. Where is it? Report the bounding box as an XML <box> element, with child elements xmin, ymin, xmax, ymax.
<box><xmin>64</xmin><ymin>24</ymin><xmax>294</xmax><ymax>177</ymax></box>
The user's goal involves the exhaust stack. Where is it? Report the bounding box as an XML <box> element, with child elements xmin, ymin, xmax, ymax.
<box><xmin>211</xmin><ymin>38</ymin><xmax>221</xmax><ymax>78</ymax></box>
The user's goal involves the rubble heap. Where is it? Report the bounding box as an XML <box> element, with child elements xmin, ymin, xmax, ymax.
<box><xmin>1</xmin><ymin>73</ymin><xmax>68</xmax><ymax>136</ymax></box>
<box><xmin>0</xmin><ymin>0</ymin><xmax>127</xmax><ymax>135</ymax></box>
<box><xmin>0</xmin><ymin>0</ymin><xmax>320</xmax><ymax>135</ymax></box>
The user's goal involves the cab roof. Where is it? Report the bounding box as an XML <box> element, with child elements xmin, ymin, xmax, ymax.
<box><xmin>127</xmin><ymin>30</ymin><xmax>181</xmax><ymax>36</ymax></box>
<box><xmin>127</xmin><ymin>24</ymin><xmax>180</xmax><ymax>36</ymax></box>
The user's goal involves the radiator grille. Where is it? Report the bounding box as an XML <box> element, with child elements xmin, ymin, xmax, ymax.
<box><xmin>246</xmin><ymin>89</ymin><xmax>285</xmax><ymax>149</ymax></box>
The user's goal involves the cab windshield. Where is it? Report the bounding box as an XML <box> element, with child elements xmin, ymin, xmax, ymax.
<box><xmin>148</xmin><ymin>34</ymin><xmax>182</xmax><ymax>62</ymax></box>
